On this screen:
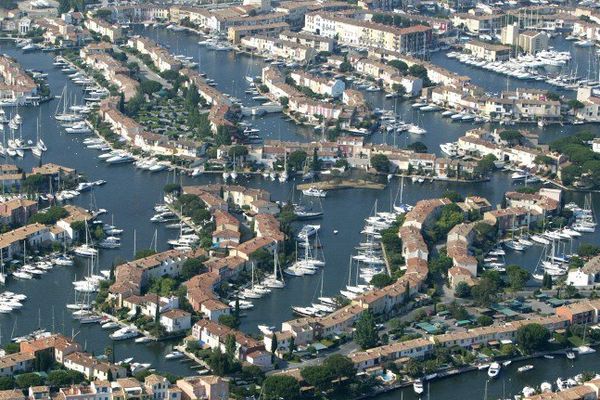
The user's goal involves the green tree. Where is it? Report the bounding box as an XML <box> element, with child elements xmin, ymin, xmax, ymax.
<box><xmin>0</xmin><ymin>376</ymin><xmax>14</xmax><ymax>390</ymax></box>
<box><xmin>407</xmin><ymin>141</ymin><xmax>428</xmax><ymax>153</ymax></box>
<box><xmin>354</xmin><ymin>309</ymin><xmax>378</xmax><ymax>350</ymax></box>
<box><xmin>140</xmin><ymin>79</ymin><xmax>163</xmax><ymax>95</ymax></box>
<box><xmin>578</xmin><ymin>243</ymin><xmax>600</xmax><ymax>258</ymax></box>
<box><xmin>135</xmin><ymin>249</ymin><xmax>157</xmax><ymax>260</ymax></box>
<box><xmin>225</xmin><ymin>334</ymin><xmax>237</xmax><ymax>360</ymax></box>
<box><xmin>454</xmin><ymin>281</ymin><xmax>471</xmax><ymax>298</ymax></box>
<box><xmin>270</xmin><ymin>333</ymin><xmax>278</xmax><ymax>363</ymax></box>
<box><xmin>287</xmin><ymin>150</ymin><xmax>308</xmax><ymax>172</ymax></box>
<box><xmin>388</xmin><ymin>59</ymin><xmax>408</xmax><ymax>74</ymax></box>
<box><xmin>516</xmin><ymin>323</ymin><xmax>550</xmax><ymax>353</ymax></box>
<box><xmin>442</xmin><ymin>190</ymin><xmax>464</xmax><ymax>202</ymax></box>
<box><xmin>215</xmin><ymin>126</ymin><xmax>232</xmax><ymax>146</ymax></box>
<box><xmin>218</xmin><ymin>314</ymin><xmax>240</xmax><ymax>329</ymax></box>
<box><xmin>163</xmin><ymin>183</ymin><xmax>181</xmax><ymax>194</ymax></box>
<box><xmin>568</xmin><ymin>99</ymin><xmax>585</xmax><ymax>110</ymax></box>
<box><xmin>181</xmin><ymin>258</ymin><xmax>205</xmax><ymax>280</ymax></box>
<box><xmin>301</xmin><ymin>365</ymin><xmax>332</xmax><ymax>391</ymax></box>
<box><xmin>228</xmin><ymin>145</ymin><xmax>248</xmax><ymax>159</ymax></box>
<box><xmin>542</xmin><ymin>273</ymin><xmax>553</xmax><ymax>289</ymax></box>
<box><xmin>506</xmin><ymin>264</ymin><xmax>531</xmax><ymax>291</ymax></box>
<box><xmin>499</xmin><ymin>130</ymin><xmax>523</xmax><ymax>143</ymax></box>
<box><xmin>370</xmin><ymin>154</ymin><xmax>390</xmax><ymax>173</ymax></box>
<box><xmin>474</xmin><ymin>154</ymin><xmax>497</xmax><ymax>177</ymax></box>
<box><xmin>477</xmin><ymin>315</ymin><xmax>494</xmax><ymax>326</ymax></box>
<box><xmin>262</xmin><ymin>375</ymin><xmax>300</xmax><ymax>400</ymax></box>
<box><xmin>370</xmin><ymin>273</ymin><xmax>394</xmax><ymax>288</ymax></box>
<box><xmin>15</xmin><ymin>373</ymin><xmax>44</xmax><ymax>389</ymax></box>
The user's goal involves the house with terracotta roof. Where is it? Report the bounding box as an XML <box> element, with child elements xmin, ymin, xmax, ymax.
<box><xmin>160</xmin><ymin>309</ymin><xmax>192</xmax><ymax>333</ymax></box>
<box><xmin>0</xmin><ymin>198</ymin><xmax>37</xmax><ymax>226</ymax></box>
<box><xmin>63</xmin><ymin>352</ymin><xmax>126</xmax><ymax>381</ymax></box>
<box><xmin>0</xmin><ymin>223</ymin><xmax>52</xmax><ymax>260</ymax></box>
<box><xmin>231</xmin><ymin>237</ymin><xmax>276</xmax><ymax>260</ymax></box>
<box><xmin>555</xmin><ymin>299</ymin><xmax>600</xmax><ymax>325</ymax></box>
<box><xmin>0</xmin><ymin>352</ymin><xmax>35</xmax><ymax>377</ymax></box>
<box><xmin>192</xmin><ymin>319</ymin><xmax>271</xmax><ymax>368</ymax></box>
<box><xmin>0</xmin><ymin>390</ymin><xmax>26</xmax><ymax>400</ymax></box>
<box><xmin>20</xmin><ymin>334</ymin><xmax>81</xmax><ymax>363</ymax></box>
<box><xmin>176</xmin><ymin>375</ymin><xmax>229</xmax><ymax>400</ymax></box>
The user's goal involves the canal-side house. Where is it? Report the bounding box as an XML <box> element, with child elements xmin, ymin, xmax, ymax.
<box><xmin>0</xmin><ymin>198</ymin><xmax>38</xmax><ymax>226</ymax></box>
<box><xmin>127</xmin><ymin>36</ymin><xmax>182</xmax><ymax>72</ymax></box>
<box><xmin>0</xmin><ymin>223</ymin><xmax>52</xmax><ymax>260</ymax></box>
<box><xmin>192</xmin><ymin>319</ymin><xmax>272</xmax><ymax>368</ymax></box>
<box><xmin>464</xmin><ymin>40</ymin><xmax>510</xmax><ymax>61</ymax></box>
<box><xmin>555</xmin><ymin>299</ymin><xmax>600</xmax><ymax>325</ymax></box>
<box><xmin>289</xmin><ymin>70</ymin><xmax>345</xmax><ymax>97</ymax></box>
<box><xmin>0</xmin><ymin>352</ymin><xmax>35</xmax><ymax>377</ymax></box>
<box><xmin>576</xmin><ymin>87</ymin><xmax>600</xmax><ymax>122</ymax></box>
<box><xmin>84</xmin><ymin>17</ymin><xmax>123</xmax><ymax>42</ymax></box>
<box><xmin>63</xmin><ymin>352</ymin><xmax>127</xmax><ymax>381</ymax></box>
<box><xmin>20</xmin><ymin>334</ymin><xmax>82</xmax><ymax>364</ymax></box>
<box><xmin>109</xmin><ymin>249</ymin><xmax>194</xmax><ymax>305</ymax></box>
<box><xmin>349</xmin><ymin>338</ymin><xmax>433</xmax><ymax>372</ymax></box>
<box><xmin>0</xmin><ymin>55</ymin><xmax>37</xmax><ymax>105</ymax></box>
<box><xmin>160</xmin><ymin>309</ymin><xmax>192</xmax><ymax>333</ymax></box>
<box><xmin>176</xmin><ymin>375</ymin><xmax>230</xmax><ymax>400</ymax></box>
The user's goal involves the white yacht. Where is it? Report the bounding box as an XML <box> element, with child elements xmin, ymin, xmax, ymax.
<box><xmin>302</xmin><ymin>187</ymin><xmax>327</xmax><ymax>198</ymax></box>
<box><xmin>413</xmin><ymin>379</ymin><xmax>424</xmax><ymax>395</ymax></box>
<box><xmin>110</xmin><ymin>327</ymin><xmax>139</xmax><ymax>340</ymax></box>
<box><xmin>488</xmin><ymin>362</ymin><xmax>501</xmax><ymax>378</ymax></box>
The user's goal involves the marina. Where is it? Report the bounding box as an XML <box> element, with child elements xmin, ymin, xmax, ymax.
<box><xmin>1</xmin><ymin>4</ymin><xmax>600</xmax><ymax>398</ymax></box>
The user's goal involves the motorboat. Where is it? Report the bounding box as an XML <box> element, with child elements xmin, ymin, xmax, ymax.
<box><xmin>297</xmin><ymin>225</ymin><xmax>320</xmax><ymax>241</ymax></box>
<box><xmin>101</xmin><ymin>321</ymin><xmax>120</xmax><ymax>329</ymax></box>
<box><xmin>487</xmin><ymin>362</ymin><xmax>500</xmax><ymax>378</ymax></box>
<box><xmin>504</xmin><ymin>240</ymin><xmax>525</xmax><ymax>251</ymax></box>
<box><xmin>257</xmin><ymin>325</ymin><xmax>275</xmax><ymax>335</ymax></box>
<box><xmin>413</xmin><ymin>379</ymin><xmax>424</xmax><ymax>394</ymax></box>
<box><xmin>165</xmin><ymin>351</ymin><xmax>185</xmax><ymax>360</ymax></box>
<box><xmin>73</xmin><ymin>244</ymin><xmax>97</xmax><ymax>257</ymax></box>
<box><xmin>110</xmin><ymin>327</ymin><xmax>139</xmax><ymax>340</ymax></box>
<box><xmin>518</xmin><ymin>365</ymin><xmax>534</xmax><ymax>372</ymax></box>
<box><xmin>302</xmin><ymin>187</ymin><xmax>327</xmax><ymax>198</ymax></box>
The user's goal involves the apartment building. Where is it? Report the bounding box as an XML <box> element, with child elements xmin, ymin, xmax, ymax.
<box><xmin>84</xmin><ymin>17</ymin><xmax>122</xmax><ymax>42</ymax></box>
<box><xmin>304</xmin><ymin>12</ymin><xmax>432</xmax><ymax>54</ymax></box>
<box><xmin>289</xmin><ymin>70</ymin><xmax>345</xmax><ymax>97</ymax></box>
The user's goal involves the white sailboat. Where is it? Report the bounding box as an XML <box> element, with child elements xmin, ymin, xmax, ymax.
<box><xmin>263</xmin><ymin>242</ymin><xmax>285</xmax><ymax>288</ymax></box>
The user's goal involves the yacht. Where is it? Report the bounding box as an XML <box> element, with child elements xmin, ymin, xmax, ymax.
<box><xmin>53</xmin><ymin>255</ymin><xmax>74</xmax><ymax>266</ymax></box>
<box><xmin>504</xmin><ymin>240</ymin><xmax>525</xmax><ymax>251</ymax></box>
<box><xmin>165</xmin><ymin>351</ymin><xmax>185</xmax><ymax>360</ymax></box>
<box><xmin>106</xmin><ymin>153</ymin><xmax>134</xmax><ymax>164</ymax></box>
<box><xmin>101</xmin><ymin>321</ymin><xmax>120</xmax><ymax>329</ymax></box>
<box><xmin>487</xmin><ymin>362</ymin><xmax>501</xmax><ymax>378</ymax></box>
<box><xmin>440</xmin><ymin>142</ymin><xmax>459</xmax><ymax>157</ymax></box>
<box><xmin>297</xmin><ymin>225</ymin><xmax>320</xmax><ymax>241</ymax></box>
<box><xmin>518</xmin><ymin>365</ymin><xmax>534</xmax><ymax>372</ymax></box>
<box><xmin>12</xmin><ymin>271</ymin><xmax>32</xmax><ymax>280</ymax></box>
<box><xmin>65</xmin><ymin>122</ymin><xmax>91</xmax><ymax>134</ymax></box>
<box><xmin>257</xmin><ymin>325</ymin><xmax>275</xmax><ymax>335</ymax></box>
<box><xmin>302</xmin><ymin>187</ymin><xmax>327</xmax><ymax>198</ymax></box>
<box><xmin>413</xmin><ymin>379</ymin><xmax>424</xmax><ymax>395</ymax></box>
<box><xmin>110</xmin><ymin>327</ymin><xmax>139</xmax><ymax>340</ymax></box>
<box><xmin>73</xmin><ymin>244</ymin><xmax>98</xmax><ymax>257</ymax></box>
